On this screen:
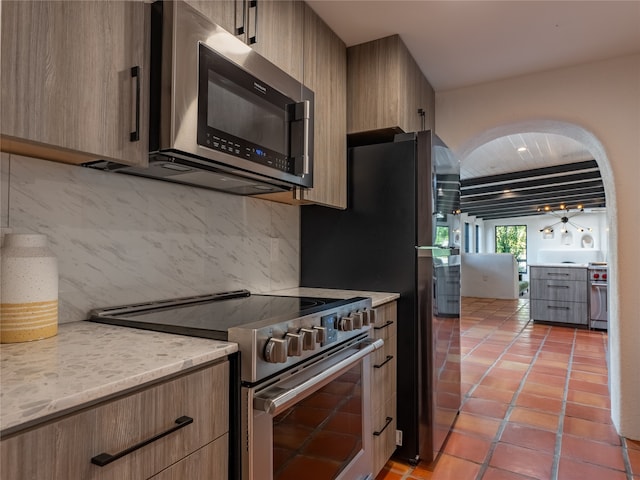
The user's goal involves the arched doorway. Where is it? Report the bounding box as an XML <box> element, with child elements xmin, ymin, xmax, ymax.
<box><xmin>452</xmin><ymin>119</ymin><xmax>627</xmax><ymax>432</ymax></box>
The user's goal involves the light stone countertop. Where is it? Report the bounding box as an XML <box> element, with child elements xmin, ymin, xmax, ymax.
<box><xmin>268</xmin><ymin>287</ymin><xmax>400</xmax><ymax>307</ymax></box>
<box><xmin>0</xmin><ymin>321</ymin><xmax>237</xmax><ymax>436</ymax></box>
<box><xmin>0</xmin><ymin>287</ymin><xmax>396</xmax><ymax>436</ymax></box>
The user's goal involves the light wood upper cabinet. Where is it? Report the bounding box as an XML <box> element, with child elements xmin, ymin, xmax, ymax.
<box><xmin>184</xmin><ymin>0</ymin><xmax>238</xmax><ymax>35</ymax></box>
<box><xmin>255</xmin><ymin>2</ymin><xmax>348</xmax><ymax>209</ymax></box>
<box><xmin>0</xmin><ymin>1</ymin><xmax>149</xmax><ymax>167</ymax></box>
<box><xmin>298</xmin><ymin>4</ymin><xmax>347</xmax><ymax>209</ymax></box>
<box><xmin>0</xmin><ymin>361</ymin><xmax>229</xmax><ymax>480</ymax></box>
<box><xmin>186</xmin><ymin>0</ymin><xmax>304</xmax><ymax>82</ymax></box>
<box><xmin>347</xmin><ymin>35</ymin><xmax>435</xmax><ymax>135</ymax></box>
<box><xmin>252</xmin><ymin>1</ymin><xmax>304</xmax><ymax>82</ymax></box>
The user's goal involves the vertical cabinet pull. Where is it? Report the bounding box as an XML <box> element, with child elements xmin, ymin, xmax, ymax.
<box><xmin>418</xmin><ymin>108</ymin><xmax>426</xmax><ymax>131</ymax></box>
<box><xmin>130</xmin><ymin>66</ymin><xmax>140</xmax><ymax>142</ymax></box>
<box><xmin>91</xmin><ymin>416</ymin><xmax>193</xmax><ymax>467</ymax></box>
<box><xmin>235</xmin><ymin>0</ymin><xmax>246</xmax><ymax>35</ymax></box>
<box><xmin>248</xmin><ymin>0</ymin><xmax>258</xmax><ymax>44</ymax></box>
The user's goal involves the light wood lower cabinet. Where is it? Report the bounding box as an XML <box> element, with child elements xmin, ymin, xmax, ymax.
<box><xmin>371</xmin><ymin>300</ymin><xmax>398</xmax><ymax>475</ymax></box>
<box><xmin>151</xmin><ymin>434</ymin><xmax>228</xmax><ymax>480</ymax></box>
<box><xmin>0</xmin><ymin>361</ymin><xmax>229</xmax><ymax>480</ymax></box>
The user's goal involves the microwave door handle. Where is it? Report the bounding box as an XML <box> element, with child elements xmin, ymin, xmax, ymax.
<box><xmin>293</xmin><ymin>100</ymin><xmax>310</xmax><ymax>176</ymax></box>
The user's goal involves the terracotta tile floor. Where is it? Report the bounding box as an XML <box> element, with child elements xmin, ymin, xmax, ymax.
<box><xmin>376</xmin><ymin>297</ymin><xmax>638</xmax><ymax>480</ymax></box>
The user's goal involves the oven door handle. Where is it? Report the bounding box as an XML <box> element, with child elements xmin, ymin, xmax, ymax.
<box><xmin>254</xmin><ymin>338</ymin><xmax>384</xmax><ymax>416</ymax></box>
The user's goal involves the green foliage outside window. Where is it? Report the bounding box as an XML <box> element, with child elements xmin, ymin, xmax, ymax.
<box><xmin>435</xmin><ymin>226</ymin><xmax>450</xmax><ymax>247</ymax></box>
<box><xmin>495</xmin><ymin>225</ymin><xmax>527</xmax><ymax>273</ymax></box>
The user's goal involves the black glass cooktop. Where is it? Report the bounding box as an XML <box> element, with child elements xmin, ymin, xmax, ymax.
<box><xmin>88</xmin><ymin>291</ymin><xmax>358</xmax><ymax>341</ymax></box>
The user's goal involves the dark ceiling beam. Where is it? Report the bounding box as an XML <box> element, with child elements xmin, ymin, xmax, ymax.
<box><xmin>461</xmin><ymin>159</ymin><xmax>598</xmax><ymax>186</ymax></box>
<box><xmin>459</xmin><ymin>160</ymin><xmax>606</xmax><ymax>221</ymax></box>
<box><xmin>461</xmin><ymin>170</ymin><xmax>602</xmax><ymax>197</ymax></box>
<box><xmin>461</xmin><ymin>185</ymin><xmax>605</xmax><ymax>207</ymax></box>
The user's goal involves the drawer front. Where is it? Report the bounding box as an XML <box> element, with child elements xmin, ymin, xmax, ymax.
<box><xmin>1</xmin><ymin>361</ymin><xmax>229</xmax><ymax>480</ymax></box>
<box><xmin>530</xmin><ymin>279</ymin><xmax>588</xmax><ymax>303</ymax></box>
<box><xmin>372</xmin><ymin>301</ymin><xmax>397</xmax><ymax>342</ymax></box>
<box><xmin>371</xmin><ymin>333</ymin><xmax>397</xmax><ymax>414</ymax></box>
<box><xmin>531</xmin><ymin>300</ymin><xmax>588</xmax><ymax>325</ymax></box>
<box><xmin>151</xmin><ymin>434</ymin><xmax>228</xmax><ymax>480</ymax></box>
<box><xmin>372</xmin><ymin>394</ymin><xmax>397</xmax><ymax>476</ymax></box>
<box><xmin>530</xmin><ymin>266</ymin><xmax>587</xmax><ymax>281</ymax></box>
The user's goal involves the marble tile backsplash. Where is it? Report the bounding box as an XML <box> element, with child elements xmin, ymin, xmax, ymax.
<box><xmin>1</xmin><ymin>154</ymin><xmax>300</xmax><ymax>323</ymax></box>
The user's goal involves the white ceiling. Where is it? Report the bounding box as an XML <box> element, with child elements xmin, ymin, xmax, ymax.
<box><xmin>305</xmin><ymin>0</ymin><xmax>640</xmax><ymax>180</ymax></box>
<box><xmin>305</xmin><ymin>0</ymin><xmax>640</xmax><ymax>92</ymax></box>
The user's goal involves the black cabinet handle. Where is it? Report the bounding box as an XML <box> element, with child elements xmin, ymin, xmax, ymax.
<box><xmin>374</xmin><ymin>320</ymin><xmax>394</xmax><ymax>331</ymax></box>
<box><xmin>130</xmin><ymin>66</ymin><xmax>140</xmax><ymax>142</ymax></box>
<box><xmin>547</xmin><ymin>305</ymin><xmax>570</xmax><ymax>310</ymax></box>
<box><xmin>248</xmin><ymin>0</ymin><xmax>258</xmax><ymax>44</ymax></box>
<box><xmin>91</xmin><ymin>416</ymin><xmax>193</xmax><ymax>467</ymax></box>
<box><xmin>374</xmin><ymin>355</ymin><xmax>394</xmax><ymax>369</ymax></box>
<box><xmin>418</xmin><ymin>108</ymin><xmax>426</xmax><ymax>131</ymax></box>
<box><xmin>549</xmin><ymin>284</ymin><xmax>570</xmax><ymax>289</ymax></box>
<box><xmin>373</xmin><ymin>417</ymin><xmax>393</xmax><ymax>436</ymax></box>
<box><xmin>235</xmin><ymin>0</ymin><xmax>246</xmax><ymax>35</ymax></box>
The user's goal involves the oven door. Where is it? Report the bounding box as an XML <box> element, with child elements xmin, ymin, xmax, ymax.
<box><xmin>243</xmin><ymin>337</ymin><xmax>383</xmax><ymax>480</ymax></box>
<box><xmin>590</xmin><ymin>281</ymin><xmax>608</xmax><ymax>329</ymax></box>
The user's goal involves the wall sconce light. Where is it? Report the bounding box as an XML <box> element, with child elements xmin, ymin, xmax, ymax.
<box><xmin>540</xmin><ymin>226</ymin><xmax>554</xmax><ymax>239</ymax></box>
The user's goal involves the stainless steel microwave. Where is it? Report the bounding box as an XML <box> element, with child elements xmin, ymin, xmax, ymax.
<box><xmin>89</xmin><ymin>0</ymin><xmax>314</xmax><ymax>195</ymax></box>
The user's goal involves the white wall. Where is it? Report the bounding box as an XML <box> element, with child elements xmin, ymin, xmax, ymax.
<box><xmin>0</xmin><ymin>153</ymin><xmax>300</xmax><ymax>323</ymax></box>
<box><xmin>481</xmin><ymin>210</ymin><xmax>608</xmax><ymax>280</ymax></box>
<box><xmin>436</xmin><ymin>54</ymin><xmax>640</xmax><ymax>439</ymax></box>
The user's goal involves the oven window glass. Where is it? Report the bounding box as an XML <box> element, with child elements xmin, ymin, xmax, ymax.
<box><xmin>207</xmin><ymin>70</ymin><xmax>286</xmax><ymax>155</ymax></box>
<box><xmin>272</xmin><ymin>365</ymin><xmax>363</xmax><ymax>480</ymax></box>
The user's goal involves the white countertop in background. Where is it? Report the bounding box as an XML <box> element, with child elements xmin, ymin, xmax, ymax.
<box><xmin>0</xmin><ymin>322</ymin><xmax>236</xmax><ymax>435</ymax></box>
<box><xmin>528</xmin><ymin>263</ymin><xmax>590</xmax><ymax>268</ymax></box>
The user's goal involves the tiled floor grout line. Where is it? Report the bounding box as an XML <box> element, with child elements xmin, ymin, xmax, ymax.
<box><xmin>460</xmin><ymin>303</ymin><xmax>532</xmax><ymax>405</ymax></box>
<box><xmin>549</xmin><ymin>328</ymin><xmax>578</xmax><ymax>480</ymax></box>
<box><xmin>475</xmin><ymin>319</ymin><xmax>554</xmax><ymax>479</ymax></box>
<box><xmin>622</xmin><ymin>438</ymin><xmax>635</xmax><ymax>480</ymax></box>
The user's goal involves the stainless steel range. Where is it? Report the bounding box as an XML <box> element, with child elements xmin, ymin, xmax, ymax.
<box><xmin>89</xmin><ymin>290</ymin><xmax>382</xmax><ymax>480</ymax></box>
<box><xmin>588</xmin><ymin>263</ymin><xmax>608</xmax><ymax>330</ymax></box>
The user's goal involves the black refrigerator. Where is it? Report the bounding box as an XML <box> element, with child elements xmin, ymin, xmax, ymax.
<box><xmin>300</xmin><ymin>130</ymin><xmax>461</xmax><ymax>465</ymax></box>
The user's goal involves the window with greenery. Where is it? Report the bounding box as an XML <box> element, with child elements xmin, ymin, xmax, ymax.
<box><xmin>435</xmin><ymin>226</ymin><xmax>450</xmax><ymax>247</ymax></box>
<box><xmin>495</xmin><ymin>225</ymin><xmax>527</xmax><ymax>273</ymax></box>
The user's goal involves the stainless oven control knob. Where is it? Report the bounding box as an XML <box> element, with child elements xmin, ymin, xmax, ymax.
<box><xmin>312</xmin><ymin>326</ymin><xmax>326</xmax><ymax>343</ymax></box>
<box><xmin>339</xmin><ymin>316</ymin><xmax>354</xmax><ymax>331</ymax></box>
<box><xmin>361</xmin><ymin>310</ymin><xmax>370</xmax><ymax>326</ymax></box>
<box><xmin>352</xmin><ymin>312</ymin><xmax>364</xmax><ymax>329</ymax></box>
<box><xmin>368</xmin><ymin>308</ymin><xmax>377</xmax><ymax>325</ymax></box>
<box><xmin>264</xmin><ymin>338</ymin><xmax>287</xmax><ymax>363</ymax></box>
<box><xmin>285</xmin><ymin>332</ymin><xmax>303</xmax><ymax>357</ymax></box>
<box><xmin>300</xmin><ymin>328</ymin><xmax>317</xmax><ymax>350</ymax></box>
